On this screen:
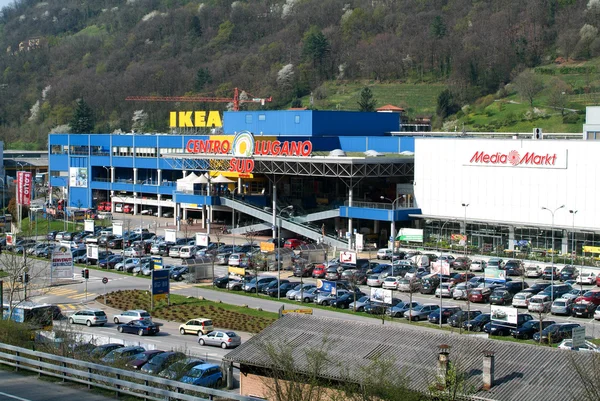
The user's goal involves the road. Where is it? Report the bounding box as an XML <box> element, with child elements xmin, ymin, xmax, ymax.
<box><xmin>0</xmin><ymin>369</ymin><xmax>115</xmax><ymax>401</ymax></box>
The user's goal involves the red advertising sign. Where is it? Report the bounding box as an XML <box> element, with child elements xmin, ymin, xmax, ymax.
<box><xmin>16</xmin><ymin>171</ymin><xmax>32</xmax><ymax>206</ymax></box>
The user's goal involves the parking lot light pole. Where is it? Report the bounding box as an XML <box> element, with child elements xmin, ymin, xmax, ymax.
<box><xmin>542</xmin><ymin>205</ymin><xmax>565</xmax><ymax>301</ymax></box>
<box><xmin>381</xmin><ymin>196</ymin><xmax>403</xmax><ymax>252</ymax></box>
<box><xmin>570</xmin><ymin>209</ymin><xmax>578</xmax><ymax>286</ymax></box>
<box><xmin>461</xmin><ymin>203</ymin><xmax>469</xmax><ymax>256</ymax></box>
<box><xmin>461</xmin><ymin>203</ymin><xmax>471</xmax><ymax>330</ymax></box>
<box><xmin>438</xmin><ymin>220</ymin><xmax>452</xmax><ymax>329</ymax></box>
<box><xmin>277</xmin><ymin>205</ymin><xmax>294</xmax><ymax>299</ymax></box>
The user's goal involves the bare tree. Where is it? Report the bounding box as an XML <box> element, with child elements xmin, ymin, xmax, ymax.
<box><xmin>514</xmin><ymin>70</ymin><xmax>543</xmax><ymax>108</ymax></box>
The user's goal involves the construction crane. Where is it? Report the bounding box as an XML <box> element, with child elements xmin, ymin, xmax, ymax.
<box><xmin>125</xmin><ymin>88</ymin><xmax>272</xmax><ymax>111</ymax></box>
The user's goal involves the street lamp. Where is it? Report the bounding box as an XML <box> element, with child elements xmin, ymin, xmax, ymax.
<box><xmin>381</xmin><ymin>195</ymin><xmax>403</xmax><ymax>252</ymax></box>
<box><xmin>570</xmin><ymin>209</ymin><xmax>578</xmax><ymax>288</ymax></box>
<box><xmin>541</xmin><ymin>205</ymin><xmax>565</xmax><ymax>300</ymax></box>
<box><xmin>462</xmin><ymin>203</ymin><xmax>469</xmax><ymax>256</ymax></box>
<box><xmin>437</xmin><ymin>219</ymin><xmax>453</xmax><ymax>329</ymax></box>
<box><xmin>277</xmin><ymin>205</ymin><xmax>294</xmax><ymax>299</ymax></box>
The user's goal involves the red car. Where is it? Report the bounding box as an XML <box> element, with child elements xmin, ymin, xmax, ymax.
<box><xmin>98</xmin><ymin>202</ymin><xmax>111</xmax><ymax>212</ymax></box>
<box><xmin>312</xmin><ymin>264</ymin><xmax>327</xmax><ymax>278</ymax></box>
<box><xmin>449</xmin><ymin>273</ymin><xmax>476</xmax><ymax>285</ymax></box>
<box><xmin>596</xmin><ymin>276</ymin><xmax>600</xmax><ymax>287</ymax></box>
<box><xmin>284</xmin><ymin>239</ymin><xmax>307</xmax><ymax>249</ymax></box>
<box><xmin>468</xmin><ymin>287</ymin><xmax>491</xmax><ymax>303</ymax></box>
<box><xmin>122</xmin><ymin>204</ymin><xmax>133</xmax><ymax>214</ymax></box>
<box><xmin>574</xmin><ymin>290</ymin><xmax>600</xmax><ymax>306</ymax></box>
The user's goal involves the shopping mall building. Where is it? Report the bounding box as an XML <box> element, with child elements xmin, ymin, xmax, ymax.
<box><xmin>48</xmin><ymin>106</ymin><xmax>600</xmax><ymax>255</ymax></box>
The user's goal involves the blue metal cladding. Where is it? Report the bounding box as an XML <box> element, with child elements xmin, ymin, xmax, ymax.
<box><xmin>338</xmin><ymin>136</ymin><xmax>415</xmax><ymax>153</ymax></box>
<box><xmin>312</xmin><ymin>111</ymin><xmax>399</xmax><ymax>136</ymax></box>
<box><xmin>224</xmin><ymin>111</ymin><xmax>313</xmax><ymax>137</ymax></box>
<box><xmin>69</xmin><ymin>187</ymin><xmax>90</xmax><ymax>208</ymax></box>
<box><xmin>339</xmin><ymin>206</ymin><xmax>421</xmax><ymax>221</ymax></box>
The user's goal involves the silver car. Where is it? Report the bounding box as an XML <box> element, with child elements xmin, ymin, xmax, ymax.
<box><xmin>286</xmin><ymin>284</ymin><xmax>316</xmax><ymax>300</ymax></box>
<box><xmin>512</xmin><ymin>292</ymin><xmax>533</xmax><ymax>308</ymax></box>
<box><xmin>198</xmin><ymin>330</ymin><xmax>242</xmax><ymax>349</ymax></box>
<box><xmin>68</xmin><ymin>309</ymin><xmax>108</xmax><ymax>326</ymax></box>
<box><xmin>295</xmin><ymin>287</ymin><xmax>318</xmax><ymax>303</ymax></box>
<box><xmin>314</xmin><ymin>289</ymin><xmax>349</xmax><ymax>306</ymax></box>
<box><xmin>528</xmin><ymin>294</ymin><xmax>552</xmax><ymax>313</ymax></box>
<box><xmin>113</xmin><ymin>309</ymin><xmax>152</xmax><ymax>324</ymax></box>
<box><xmin>367</xmin><ymin>274</ymin><xmax>385</xmax><ymax>287</ymax></box>
<box><xmin>551</xmin><ymin>298</ymin><xmax>573</xmax><ymax>316</ymax></box>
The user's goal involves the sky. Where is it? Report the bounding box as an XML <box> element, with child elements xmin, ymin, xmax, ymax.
<box><xmin>0</xmin><ymin>0</ymin><xmax>15</xmax><ymax>12</ymax></box>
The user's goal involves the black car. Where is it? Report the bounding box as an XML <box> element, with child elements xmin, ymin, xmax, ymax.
<box><xmin>451</xmin><ymin>257</ymin><xmax>471</xmax><ymax>270</ymax></box>
<box><xmin>533</xmin><ymin>323</ymin><xmax>581</xmax><ymax>343</ymax></box>
<box><xmin>46</xmin><ymin>231</ymin><xmax>58</xmax><ymax>241</ymax></box>
<box><xmin>542</xmin><ymin>266</ymin><xmax>559</xmax><ymax>280</ymax></box>
<box><xmin>266</xmin><ymin>281</ymin><xmax>299</xmax><ymax>298</ymax></box>
<box><xmin>447</xmin><ymin>310</ymin><xmax>482</xmax><ymax>328</ymax></box>
<box><xmin>427</xmin><ymin>306</ymin><xmax>462</xmax><ymax>325</ymax></box>
<box><xmin>100</xmin><ymin>255</ymin><xmax>123</xmax><ymax>269</ymax></box>
<box><xmin>524</xmin><ymin>282</ymin><xmax>551</xmax><ymax>295</ymax></box>
<box><xmin>571</xmin><ymin>302</ymin><xmax>598</xmax><ymax>318</ymax></box>
<box><xmin>293</xmin><ymin>264</ymin><xmax>314</xmax><ymax>277</ymax></box>
<box><xmin>107</xmin><ymin>238</ymin><xmax>124</xmax><ymax>249</ymax></box>
<box><xmin>504</xmin><ymin>281</ymin><xmax>529</xmax><ymax>295</ymax></box>
<box><xmin>462</xmin><ymin>313</ymin><xmax>491</xmax><ymax>332</ymax></box>
<box><xmin>511</xmin><ymin>319</ymin><xmax>556</xmax><ymax>339</ymax></box>
<box><xmin>87</xmin><ymin>250</ymin><xmax>112</xmax><ymax>265</ymax></box>
<box><xmin>213</xmin><ymin>275</ymin><xmax>232</xmax><ymax>288</ymax></box>
<box><xmin>560</xmin><ymin>265</ymin><xmax>579</xmax><ymax>281</ymax></box>
<box><xmin>140</xmin><ymin>351</ymin><xmax>186</xmax><ymax>374</ymax></box>
<box><xmin>364</xmin><ymin>298</ymin><xmax>402</xmax><ymax>315</ymax></box>
<box><xmin>504</xmin><ymin>260</ymin><xmax>524</xmax><ymax>276</ymax></box>
<box><xmin>117</xmin><ymin>320</ymin><xmax>160</xmax><ymax>336</ymax></box>
<box><xmin>486</xmin><ymin>313</ymin><xmax>534</xmax><ymax>336</ymax></box>
<box><xmin>170</xmin><ymin>266</ymin><xmax>189</xmax><ymax>281</ymax></box>
<box><xmin>90</xmin><ymin>343</ymin><xmax>124</xmax><ymax>360</ymax></box>
<box><xmin>331</xmin><ymin>291</ymin><xmax>366</xmax><ymax>309</ymax></box>
<box><xmin>489</xmin><ymin>290</ymin><xmax>513</xmax><ymax>305</ymax></box>
<box><xmin>261</xmin><ymin>279</ymin><xmax>290</xmax><ymax>295</ymax></box>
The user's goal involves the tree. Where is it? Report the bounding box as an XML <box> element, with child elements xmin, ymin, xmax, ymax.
<box><xmin>547</xmin><ymin>78</ymin><xmax>570</xmax><ymax>116</ymax></box>
<box><xmin>357</xmin><ymin>87</ymin><xmax>376</xmax><ymax>112</ymax></box>
<box><xmin>70</xmin><ymin>99</ymin><xmax>95</xmax><ymax>134</ymax></box>
<box><xmin>194</xmin><ymin>68</ymin><xmax>212</xmax><ymax>92</ymax></box>
<box><xmin>436</xmin><ymin>89</ymin><xmax>459</xmax><ymax>118</ymax></box>
<box><xmin>302</xmin><ymin>26</ymin><xmax>330</xmax><ymax>69</ymax></box>
<box><xmin>514</xmin><ymin>70</ymin><xmax>543</xmax><ymax>108</ymax></box>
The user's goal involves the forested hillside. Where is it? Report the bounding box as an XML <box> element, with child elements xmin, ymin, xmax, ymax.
<box><xmin>0</xmin><ymin>0</ymin><xmax>599</xmax><ymax>148</ymax></box>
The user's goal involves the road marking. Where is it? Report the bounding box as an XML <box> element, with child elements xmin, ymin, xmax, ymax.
<box><xmin>69</xmin><ymin>292</ymin><xmax>97</xmax><ymax>300</ymax></box>
<box><xmin>45</xmin><ymin>288</ymin><xmax>78</xmax><ymax>295</ymax></box>
<box><xmin>0</xmin><ymin>391</ymin><xmax>32</xmax><ymax>401</ymax></box>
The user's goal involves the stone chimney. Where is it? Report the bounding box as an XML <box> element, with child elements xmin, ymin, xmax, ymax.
<box><xmin>482</xmin><ymin>350</ymin><xmax>495</xmax><ymax>390</ymax></box>
<box><xmin>437</xmin><ymin>344</ymin><xmax>451</xmax><ymax>388</ymax></box>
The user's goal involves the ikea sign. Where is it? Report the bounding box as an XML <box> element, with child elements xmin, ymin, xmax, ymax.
<box><xmin>169</xmin><ymin>111</ymin><xmax>223</xmax><ymax>128</ymax></box>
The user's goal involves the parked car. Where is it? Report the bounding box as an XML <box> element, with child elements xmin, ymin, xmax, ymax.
<box><xmin>90</xmin><ymin>344</ymin><xmax>124</xmax><ymax>360</ymax></box>
<box><xmin>541</xmin><ymin>284</ymin><xmax>573</xmax><ymax>300</ymax></box>
<box><xmin>447</xmin><ymin>310</ymin><xmax>482</xmax><ymax>328</ymax></box>
<box><xmin>364</xmin><ymin>298</ymin><xmax>403</xmax><ymax>315</ymax></box>
<box><xmin>468</xmin><ymin>287</ymin><xmax>492</xmax><ymax>303</ymax></box>
<box><xmin>577</xmin><ymin>272</ymin><xmax>597</xmax><ymax>285</ymax></box>
<box><xmin>68</xmin><ymin>309</ymin><xmax>107</xmax><ymax>326</ymax></box>
<box><xmin>451</xmin><ymin>257</ymin><xmax>471</xmax><ymax>270</ymax></box>
<box><xmin>286</xmin><ymin>284</ymin><xmax>317</xmax><ymax>300</ymax></box>
<box><xmin>560</xmin><ymin>265</ymin><xmax>579</xmax><ymax>281</ymax></box>
<box><xmin>428</xmin><ymin>306</ymin><xmax>462</xmax><ymax>325</ymax></box>
<box><xmin>180</xmin><ymin>363</ymin><xmax>223</xmax><ymax>387</ymax></box>
<box><xmin>386</xmin><ymin>301</ymin><xmax>421</xmax><ymax>318</ymax></box>
<box><xmin>179</xmin><ymin>318</ymin><xmax>213</xmax><ymax>335</ymax></box>
<box><xmin>542</xmin><ymin>266</ymin><xmax>560</xmax><ymax>280</ymax></box>
<box><xmin>469</xmin><ymin>259</ymin><xmax>487</xmax><ymax>272</ymax></box>
<box><xmin>512</xmin><ymin>291</ymin><xmax>534</xmax><ymax>308</ymax></box>
<box><xmin>487</xmin><ymin>258</ymin><xmax>504</xmax><ymax>269</ymax></box>
<box><xmin>562</xmin><ymin>288</ymin><xmax>587</xmax><ymax>302</ymax></box>
<box><xmin>487</xmin><ymin>313</ymin><xmax>534</xmax><ymax>336</ymax></box>
<box><xmin>524</xmin><ymin>282</ymin><xmax>551</xmax><ymax>295</ymax></box>
<box><xmin>551</xmin><ymin>298</ymin><xmax>574</xmax><ymax>316</ymax></box>
<box><xmin>533</xmin><ymin>323</ymin><xmax>582</xmax><ymax>344</ymax></box>
<box><xmin>158</xmin><ymin>358</ymin><xmax>206</xmax><ymax>380</ymax></box>
<box><xmin>295</xmin><ymin>287</ymin><xmax>318</xmax><ymax>303</ymax></box>
<box><xmin>117</xmin><ymin>320</ymin><xmax>160</xmax><ymax>336</ymax></box>
<box><xmin>435</xmin><ymin>283</ymin><xmax>455</xmax><ymax>298</ymax></box>
<box><xmin>267</xmin><ymin>281</ymin><xmax>299</xmax><ymax>298</ymax></box>
<box><xmin>314</xmin><ymin>289</ymin><xmax>351</xmax><ymax>306</ymax></box>
<box><xmin>140</xmin><ymin>351</ymin><xmax>186</xmax><ymax>375</ymax></box>
<box><xmin>528</xmin><ymin>294</ymin><xmax>552</xmax><ymax>313</ymax></box>
<box><xmin>404</xmin><ymin>304</ymin><xmax>440</xmax><ymax>321</ymax></box>
<box><xmin>490</xmin><ymin>290</ymin><xmax>513</xmax><ymax>305</ymax></box>
<box><xmin>284</xmin><ymin>239</ymin><xmax>307</xmax><ymax>249</ymax></box>
<box><xmin>198</xmin><ymin>330</ymin><xmax>241</xmax><ymax>349</ymax></box>
<box><xmin>312</xmin><ymin>264</ymin><xmax>327</xmax><ymax>278</ymax></box>
<box><xmin>101</xmin><ymin>346</ymin><xmax>146</xmax><ymax>364</ymax></box>
<box><xmin>331</xmin><ymin>292</ymin><xmax>365</xmax><ymax>309</ymax></box>
<box><xmin>293</xmin><ymin>264</ymin><xmax>314</xmax><ymax>277</ymax></box>
<box><xmin>571</xmin><ymin>302</ymin><xmax>598</xmax><ymax>318</ymax></box>
<box><xmin>113</xmin><ymin>309</ymin><xmax>151</xmax><ymax>324</ymax></box>
<box><xmin>126</xmin><ymin>350</ymin><xmax>165</xmax><ymax>370</ymax></box>
<box><xmin>503</xmin><ymin>260</ymin><xmax>524</xmax><ymax>276</ymax></box>
<box><xmin>377</xmin><ymin>249</ymin><xmax>393</xmax><ymax>260</ymax></box>
<box><xmin>397</xmin><ymin>278</ymin><xmax>421</xmax><ymax>292</ymax></box>
<box><xmin>462</xmin><ymin>313</ymin><xmax>491</xmax><ymax>332</ymax></box>
<box><xmin>382</xmin><ymin>276</ymin><xmax>400</xmax><ymax>290</ymax></box>
<box><xmin>525</xmin><ymin>265</ymin><xmax>543</xmax><ymax>278</ymax></box>
<box><xmin>512</xmin><ymin>319</ymin><xmax>556</xmax><ymax>339</ymax></box>
<box><xmin>557</xmin><ymin>339</ymin><xmax>600</xmax><ymax>352</ymax></box>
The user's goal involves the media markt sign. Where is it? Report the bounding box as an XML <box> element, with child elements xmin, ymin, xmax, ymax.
<box><xmin>465</xmin><ymin>148</ymin><xmax>567</xmax><ymax>169</ymax></box>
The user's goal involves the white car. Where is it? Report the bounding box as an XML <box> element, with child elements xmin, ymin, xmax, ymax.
<box><xmin>113</xmin><ymin>309</ymin><xmax>152</xmax><ymax>324</ymax></box>
<box><xmin>557</xmin><ymin>339</ymin><xmax>600</xmax><ymax>353</ymax></box>
<box><xmin>228</xmin><ymin>253</ymin><xmax>247</xmax><ymax>267</ymax></box>
<box><xmin>595</xmin><ymin>307</ymin><xmax>600</xmax><ymax>321</ymax></box>
<box><xmin>525</xmin><ymin>265</ymin><xmax>542</xmax><ymax>278</ymax></box>
<box><xmin>377</xmin><ymin>249</ymin><xmax>393</xmax><ymax>260</ymax></box>
<box><xmin>452</xmin><ymin>282</ymin><xmax>475</xmax><ymax>300</ymax></box>
<box><xmin>435</xmin><ymin>283</ymin><xmax>455</xmax><ymax>298</ymax></box>
<box><xmin>115</xmin><ymin>257</ymin><xmax>140</xmax><ymax>271</ymax></box>
<box><xmin>512</xmin><ymin>291</ymin><xmax>533</xmax><ymax>308</ymax></box>
<box><xmin>123</xmin><ymin>247</ymin><xmax>143</xmax><ymax>257</ymax></box>
<box><xmin>576</xmin><ymin>272</ymin><xmax>597</xmax><ymax>285</ymax></box>
<box><xmin>179</xmin><ymin>245</ymin><xmax>198</xmax><ymax>259</ymax></box>
<box><xmin>528</xmin><ymin>294</ymin><xmax>552</xmax><ymax>313</ymax></box>
<box><xmin>169</xmin><ymin>246</ymin><xmax>182</xmax><ymax>258</ymax></box>
<box><xmin>469</xmin><ymin>260</ymin><xmax>487</xmax><ymax>272</ymax></box>
<box><xmin>382</xmin><ymin>276</ymin><xmax>400</xmax><ymax>290</ymax></box>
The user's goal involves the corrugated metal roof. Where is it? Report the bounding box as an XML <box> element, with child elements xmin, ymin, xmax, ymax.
<box><xmin>225</xmin><ymin>314</ymin><xmax>592</xmax><ymax>401</ymax></box>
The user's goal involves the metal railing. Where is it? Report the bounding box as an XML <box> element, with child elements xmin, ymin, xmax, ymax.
<box><xmin>343</xmin><ymin>200</ymin><xmax>416</xmax><ymax>209</ymax></box>
<box><xmin>0</xmin><ymin>343</ymin><xmax>257</xmax><ymax>401</ymax></box>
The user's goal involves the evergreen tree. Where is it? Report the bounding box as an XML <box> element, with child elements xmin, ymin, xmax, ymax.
<box><xmin>357</xmin><ymin>87</ymin><xmax>376</xmax><ymax>112</ymax></box>
<box><xmin>302</xmin><ymin>26</ymin><xmax>330</xmax><ymax>68</ymax></box>
<box><xmin>70</xmin><ymin>99</ymin><xmax>95</xmax><ymax>133</ymax></box>
<box><xmin>195</xmin><ymin>68</ymin><xmax>212</xmax><ymax>92</ymax></box>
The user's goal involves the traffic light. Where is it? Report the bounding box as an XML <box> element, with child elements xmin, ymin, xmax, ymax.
<box><xmin>83</xmin><ymin>269</ymin><xmax>90</xmax><ymax>279</ymax></box>
<box><xmin>22</xmin><ymin>273</ymin><xmax>30</xmax><ymax>284</ymax></box>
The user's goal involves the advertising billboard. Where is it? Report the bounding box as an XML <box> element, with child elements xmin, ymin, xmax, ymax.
<box><xmin>152</xmin><ymin>256</ymin><xmax>163</xmax><ymax>270</ymax></box>
<box><xmin>396</xmin><ymin>228</ymin><xmax>423</xmax><ymax>242</ymax></box>
<box><xmin>69</xmin><ymin>167</ymin><xmax>88</xmax><ymax>188</ymax></box>
<box><xmin>112</xmin><ymin>221</ymin><xmax>123</xmax><ymax>236</ymax></box>
<box><xmin>339</xmin><ymin>251</ymin><xmax>357</xmax><ymax>264</ymax></box>
<box><xmin>316</xmin><ymin>280</ymin><xmax>337</xmax><ymax>295</ymax></box>
<box><xmin>485</xmin><ymin>267</ymin><xmax>506</xmax><ymax>281</ymax></box>
<box><xmin>6</xmin><ymin>233</ymin><xmax>14</xmax><ymax>247</ymax></box>
<box><xmin>165</xmin><ymin>229</ymin><xmax>177</xmax><ymax>244</ymax></box>
<box><xmin>152</xmin><ymin>269</ymin><xmax>170</xmax><ymax>302</ymax></box>
<box><xmin>86</xmin><ymin>244</ymin><xmax>99</xmax><ymax>260</ymax></box>
<box><xmin>196</xmin><ymin>233</ymin><xmax>209</xmax><ymax>247</ymax></box>
<box><xmin>431</xmin><ymin>260</ymin><xmax>450</xmax><ymax>275</ymax></box>
<box><xmin>370</xmin><ymin>288</ymin><xmax>393</xmax><ymax>305</ymax></box>
<box><xmin>51</xmin><ymin>246</ymin><xmax>74</xmax><ymax>279</ymax></box>
<box><xmin>490</xmin><ymin>305</ymin><xmax>518</xmax><ymax>325</ymax></box>
<box><xmin>84</xmin><ymin>219</ymin><xmax>95</xmax><ymax>233</ymax></box>
<box><xmin>16</xmin><ymin>171</ymin><xmax>32</xmax><ymax>205</ymax></box>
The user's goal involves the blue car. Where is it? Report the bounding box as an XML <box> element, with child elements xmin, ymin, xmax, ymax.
<box><xmin>180</xmin><ymin>363</ymin><xmax>223</xmax><ymax>388</ymax></box>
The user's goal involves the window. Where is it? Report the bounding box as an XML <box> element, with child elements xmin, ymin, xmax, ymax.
<box><xmin>295</xmin><ymin>115</ymin><xmax>300</xmax><ymax>124</ymax></box>
<box><xmin>258</xmin><ymin>114</ymin><xmax>266</xmax><ymax>121</ymax></box>
<box><xmin>245</xmin><ymin>114</ymin><xmax>253</xmax><ymax>124</ymax></box>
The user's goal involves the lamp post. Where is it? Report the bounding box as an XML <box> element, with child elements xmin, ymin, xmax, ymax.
<box><xmin>461</xmin><ymin>203</ymin><xmax>469</xmax><ymax>256</ymax></box>
<box><xmin>542</xmin><ymin>205</ymin><xmax>565</xmax><ymax>301</ymax></box>
<box><xmin>437</xmin><ymin>220</ymin><xmax>453</xmax><ymax>329</ymax></box>
<box><xmin>277</xmin><ymin>205</ymin><xmax>294</xmax><ymax>299</ymax></box>
<box><xmin>381</xmin><ymin>195</ymin><xmax>403</xmax><ymax>252</ymax></box>
<box><xmin>102</xmin><ymin>166</ymin><xmax>110</xmax><ymax>204</ymax></box>
<box><xmin>461</xmin><ymin>203</ymin><xmax>471</xmax><ymax>330</ymax></box>
<box><xmin>570</xmin><ymin>209</ymin><xmax>578</xmax><ymax>288</ymax></box>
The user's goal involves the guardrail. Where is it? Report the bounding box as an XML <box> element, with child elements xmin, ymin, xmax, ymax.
<box><xmin>0</xmin><ymin>343</ymin><xmax>257</xmax><ymax>401</ymax></box>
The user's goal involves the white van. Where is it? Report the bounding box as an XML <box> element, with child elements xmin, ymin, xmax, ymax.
<box><xmin>98</xmin><ymin>212</ymin><xmax>113</xmax><ymax>220</ymax></box>
<box><xmin>114</xmin><ymin>203</ymin><xmax>123</xmax><ymax>213</ymax></box>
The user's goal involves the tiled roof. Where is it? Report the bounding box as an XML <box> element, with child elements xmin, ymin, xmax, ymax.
<box><xmin>377</xmin><ymin>104</ymin><xmax>405</xmax><ymax>112</ymax></box>
<box><xmin>225</xmin><ymin>314</ymin><xmax>592</xmax><ymax>401</ymax></box>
